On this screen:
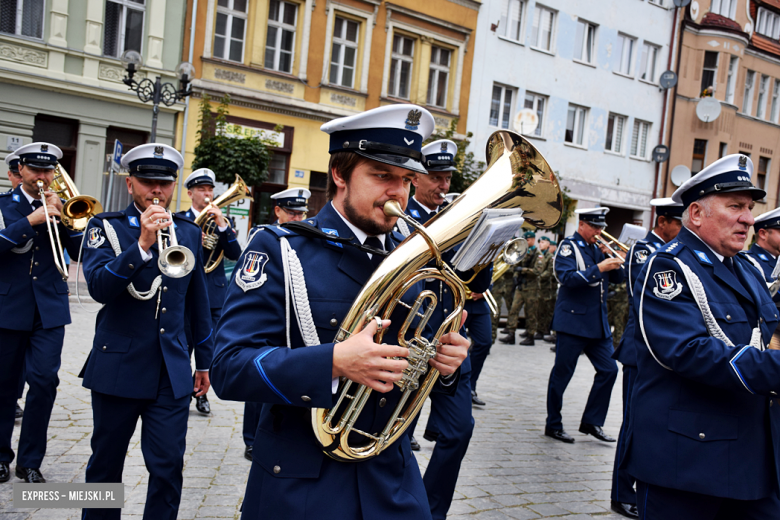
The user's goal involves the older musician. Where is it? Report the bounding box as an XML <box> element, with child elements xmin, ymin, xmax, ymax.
<box><xmin>626</xmin><ymin>154</ymin><xmax>780</xmax><ymax>518</ymax></box>
<box><xmin>211</xmin><ymin>105</ymin><xmax>470</xmax><ymax>520</ymax></box>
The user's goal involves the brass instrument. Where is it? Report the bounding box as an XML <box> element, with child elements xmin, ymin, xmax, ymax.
<box><xmin>600</xmin><ymin>231</ymin><xmax>630</xmax><ymax>253</ymax></box>
<box><xmin>595</xmin><ymin>231</ymin><xmax>628</xmax><ymax>268</ymax></box>
<box><xmin>48</xmin><ymin>164</ymin><xmax>103</xmax><ymax>231</ymax></box>
<box><xmin>311</xmin><ymin>130</ymin><xmax>562</xmax><ymax>461</ymax></box>
<box><xmin>193</xmin><ymin>174</ymin><xmax>253</xmax><ymax>273</ymax></box>
<box><xmin>153</xmin><ymin>198</ymin><xmax>195</xmax><ymax>278</ymax></box>
<box><xmin>465</xmin><ymin>237</ymin><xmax>528</xmax><ymax>316</ymax></box>
<box><xmin>36</xmin><ymin>180</ymin><xmax>69</xmax><ymax>281</ymax></box>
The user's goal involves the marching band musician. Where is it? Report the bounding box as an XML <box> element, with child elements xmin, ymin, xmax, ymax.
<box><xmin>177</xmin><ymin>168</ymin><xmax>242</xmax><ymax>416</ymax></box>
<box><xmin>80</xmin><ymin>144</ymin><xmax>213</xmax><ymax>520</ymax></box>
<box><xmin>210</xmin><ymin>105</ymin><xmax>471</xmax><ymax>520</ymax></box>
<box><xmin>400</xmin><ymin>139</ymin><xmax>492</xmax><ymax>520</ymax></box>
<box><xmin>626</xmin><ymin>154</ymin><xmax>780</xmax><ymax>518</ymax></box>
<box><xmin>0</xmin><ymin>142</ymin><xmax>83</xmax><ymax>484</ymax></box>
<box><xmin>609</xmin><ymin>198</ymin><xmax>682</xmax><ymax>519</ymax></box>
<box><xmin>5</xmin><ymin>153</ymin><xmax>21</xmax><ymax>190</ymax></box>
<box><xmin>545</xmin><ymin>207</ymin><xmax>623</xmax><ymax>444</ymax></box>
<box><xmin>498</xmin><ymin>230</ymin><xmax>538</xmax><ymax>345</ymax></box>
<box><xmin>745</xmin><ymin>207</ymin><xmax>780</xmax><ymax>294</ymax></box>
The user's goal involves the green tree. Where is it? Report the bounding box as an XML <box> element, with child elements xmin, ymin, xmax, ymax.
<box><xmin>424</xmin><ymin>119</ymin><xmax>485</xmax><ymax>194</ymax></box>
<box><xmin>192</xmin><ymin>94</ymin><xmax>277</xmax><ymax>187</ymax></box>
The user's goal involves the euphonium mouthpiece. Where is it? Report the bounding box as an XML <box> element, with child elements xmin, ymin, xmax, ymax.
<box><xmin>383</xmin><ymin>200</ymin><xmax>405</xmax><ymax>217</ymax></box>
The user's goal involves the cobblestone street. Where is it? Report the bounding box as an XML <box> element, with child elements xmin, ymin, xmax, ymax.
<box><xmin>1</xmin><ymin>300</ymin><xmax>627</xmax><ymax>519</ymax></box>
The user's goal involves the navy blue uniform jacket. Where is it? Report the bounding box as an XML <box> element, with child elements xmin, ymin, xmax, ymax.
<box><xmin>0</xmin><ymin>185</ymin><xmax>82</xmax><ymax>330</ymax></box>
<box><xmin>626</xmin><ymin>227</ymin><xmax>780</xmax><ymax>500</ymax></box>
<box><xmin>80</xmin><ymin>203</ymin><xmax>214</xmax><ymax>400</ymax></box>
<box><xmin>745</xmin><ymin>243</ymin><xmax>780</xmax><ymax>306</ymax></box>
<box><xmin>551</xmin><ymin>231</ymin><xmax>624</xmax><ymax>338</ymax></box>
<box><xmin>176</xmin><ymin>208</ymin><xmax>242</xmax><ymax>309</ymax></box>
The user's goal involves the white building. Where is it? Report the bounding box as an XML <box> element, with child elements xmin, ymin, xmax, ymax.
<box><xmin>467</xmin><ymin>0</ymin><xmax>677</xmax><ymax>235</ymax></box>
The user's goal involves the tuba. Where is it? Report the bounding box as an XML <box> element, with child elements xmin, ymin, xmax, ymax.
<box><xmin>193</xmin><ymin>174</ymin><xmax>253</xmax><ymax>273</ymax></box>
<box><xmin>311</xmin><ymin>130</ymin><xmax>562</xmax><ymax>461</ymax></box>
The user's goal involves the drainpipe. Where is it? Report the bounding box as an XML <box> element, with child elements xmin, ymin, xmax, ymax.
<box><xmin>177</xmin><ymin>0</ymin><xmax>198</xmax><ymax>212</ymax></box>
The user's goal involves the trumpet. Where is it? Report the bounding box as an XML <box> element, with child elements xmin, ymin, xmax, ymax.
<box><xmin>36</xmin><ymin>180</ymin><xmax>69</xmax><ymax>281</ymax></box>
<box><xmin>595</xmin><ymin>231</ymin><xmax>628</xmax><ymax>268</ymax></box>
<box><xmin>153</xmin><ymin>198</ymin><xmax>195</xmax><ymax>278</ymax></box>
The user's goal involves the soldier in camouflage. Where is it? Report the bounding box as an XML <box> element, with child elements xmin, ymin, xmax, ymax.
<box><xmin>490</xmin><ymin>262</ymin><xmax>515</xmax><ymax>344</ymax></box>
<box><xmin>499</xmin><ymin>231</ymin><xmax>538</xmax><ymax>346</ymax></box>
<box><xmin>544</xmin><ymin>241</ymin><xmax>558</xmax><ymax>345</ymax></box>
<box><xmin>607</xmin><ymin>282</ymin><xmax>628</xmax><ymax>348</ymax></box>
<box><xmin>535</xmin><ymin>237</ymin><xmax>556</xmax><ymax>340</ymax></box>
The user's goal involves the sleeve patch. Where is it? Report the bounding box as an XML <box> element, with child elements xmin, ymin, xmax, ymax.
<box><xmin>653</xmin><ymin>270</ymin><xmax>683</xmax><ymax>300</ymax></box>
<box><xmin>559</xmin><ymin>244</ymin><xmax>572</xmax><ymax>257</ymax></box>
<box><xmin>635</xmin><ymin>249</ymin><xmax>649</xmax><ymax>264</ymax></box>
<box><xmin>236</xmin><ymin>251</ymin><xmax>269</xmax><ymax>292</ymax></box>
<box><xmin>87</xmin><ymin>227</ymin><xmax>105</xmax><ymax>248</ymax></box>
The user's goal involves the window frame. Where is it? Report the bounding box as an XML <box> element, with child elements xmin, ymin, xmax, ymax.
<box><xmin>604</xmin><ymin>113</ymin><xmax>626</xmax><ymax>155</ymax></box>
<box><xmin>529</xmin><ymin>4</ymin><xmax>556</xmax><ymax>53</ymax></box>
<box><xmin>329</xmin><ymin>15</ymin><xmax>360</xmax><ymax>89</ymax></box>
<box><xmin>744</xmin><ymin>69</ymin><xmax>756</xmax><ymax>115</ymax></box>
<box><xmin>616</xmin><ymin>33</ymin><xmax>636</xmax><ymax>77</ymax></box>
<box><xmin>701</xmin><ymin>50</ymin><xmax>718</xmax><ymax>95</ymax></box>
<box><xmin>489</xmin><ymin>84</ymin><xmax>516</xmax><ymax>130</ymax></box>
<box><xmin>427</xmin><ymin>45</ymin><xmax>452</xmax><ymax>109</ymax></box>
<box><xmin>630</xmin><ymin>119</ymin><xmax>651</xmax><ymax>160</ymax></box>
<box><xmin>711</xmin><ymin>0</ymin><xmax>736</xmax><ymax>20</ymax></box>
<box><xmin>757</xmin><ymin>156</ymin><xmax>770</xmax><ymax>192</ymax></box>
<box><xmin>388</xmin><ymin>33</ymin><xmax>415</xmax><ymax>100</ymax></box>
<box><xmin>265</xmin><ymin>0</ymin><xmax>299</xmax><ymax>74</ymax></box>
<box><xmin>499</xmin><ymin>0</ymin><xmax>525</xmax><ymax>43</ymax></box>
<box><xmin>522</xmin><ymin>91</ymin><xmax>547</xmax><ymax>137</ymax></box>
<box><xmin>0</xmin><ymin>0</ymin><xmax>46</xmax><ymax>39</ymax></box>
<box><xmin>214</xmin><ymin>0</ymin><xmax>248</xmax><ymax>63</ymax></box>
<box><xmin>565</xmin><ymin>103</ymin><xmax>588</xmax><ymax>147</ymax></box>
<box><xmin>103</xmin><ymin>0</ymin><xmax>146</xmax><ymax>59</ymax></box>
<box><xmin>725</xmin><ymin>55</ymin><xmax>739</xmax><ymax>104</ymax></box>
<box><xmin>692</xmin><ymin>139</ymin><xmax>707</xmax><ymax>174</ymax></box>
<box><xmin>756</xmin><ymin>8</ymin><xmax>780</xmax><ymax>39</ymax></box>
<box><xmin>639</xmin><ymin>41</ymin><xmax>660</xmax><ymax>83</ymax></box>
<box><xmin>573</xmin><ymin>18</ymin><xmax>596</xmax><ymax>65</ymax></box>
<box><xmin>758</xmin><ymin>74</ymin><xmax>771</xmax><ymax>119</ymax></box>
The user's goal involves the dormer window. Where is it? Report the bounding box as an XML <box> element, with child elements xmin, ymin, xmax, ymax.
<box><xmin>757</xmin><ymin>7</ymin><xmax>780</xmax><ymax>40</ymax></box>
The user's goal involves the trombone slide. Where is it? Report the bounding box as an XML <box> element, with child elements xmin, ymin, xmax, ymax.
<box><xmin>36</xmin><ymin>181</ymin><xmax>69</xmax><ymax>281</ymax></box>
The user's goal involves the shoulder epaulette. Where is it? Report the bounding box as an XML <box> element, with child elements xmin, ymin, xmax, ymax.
<box><xmin>95</xmin><ymin>211</ymin><xmax>124</xmax><ymax>219</ymax></box>
<box><xmin>0</xmin><ymin>191</ymin><xmax>13</xmax><ymax>197</ymax></box>
<box><xmin>264</xmin><ymin>224</ymin><xmax>300</xmax><ymax>239</ymax></box>
<box><xmin>658</xmin><ymin>240</ymin><xmax>684</xmax><ymax>256</ymax></box>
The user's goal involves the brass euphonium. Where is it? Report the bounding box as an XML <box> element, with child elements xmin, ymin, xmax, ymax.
<box><xmin>193</xmin><ymin>174</ymin><xmax>253</xmax><ymax>273</ymax></box>
<box><xmin>311</xmin><ymin>130</ymin><xmax>563</xmax><ymax>461</ymax></box>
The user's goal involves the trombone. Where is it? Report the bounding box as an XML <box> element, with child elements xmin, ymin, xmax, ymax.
<box><xmin>153</xmin><ymin>198</ymin><xmax>195</xmax><ymax>278</ymax></box>
<box><xmin>37</xmin><ymin>180</ymin><xmax>69</xmax><ymax>281</ymax></box>
<box><xmin>594</xmin><ymin>230</ymin><xmax>629</xmax><ymax>268</ymax></box>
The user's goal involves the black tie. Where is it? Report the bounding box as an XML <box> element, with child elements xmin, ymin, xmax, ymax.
<box><xmin>364</xmin><ymin>236</ymin><xmax>384</xmax><ymax>270</ymax></box>
<box><xmin>724</xmin><ymin>257</ymin><xmax>738</xmax><ymax>278</ymax></box>
<box><xmin>31</xmin><ymin>199</ymin><xmax>42</xmax><ymax>210</ymax></box>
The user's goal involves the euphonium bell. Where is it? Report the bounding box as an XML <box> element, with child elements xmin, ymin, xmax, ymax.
<box><xmin>153</xmin><ymin>198</ymin><xmax>196</xmax><ymax>278</ymax></box>
<box><xmin>311</xmin><ymin>130</ymin><xmax>562</xmax><ymax>461</ymax></box>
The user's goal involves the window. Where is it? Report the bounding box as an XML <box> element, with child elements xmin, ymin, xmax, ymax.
<box><xmin>617</xmin><ymin>33</ymin><xmax>635</xmax><ymax>75</ymax></box>
<box><xmin>605</xmin><ymin>113</ymin><xmax>626</xmax><ymax>154</ymax></box>
<box><xmin>772</xmin><ymin>80</ymin><xmax>780</xmax><ymax>123</ymax></box>
<box><xmin>267</xmin><ymin>153</ymin><xmax>288</xmax><ymax>184</ymax></box>
<box><xmin>701</xmin><ymin>51</ymin><xmax>718</xmax><ymax>95</ymax></box>
<box><xmin>565</xmin><ymin>104</ymin><xmax>588</xmax><ymax>146</ymax></box>
<box><xmin>718</xmin><ymin>142</ymin><xmax>728</xmax><ymax>159</ymax></box>
<box><xmin>103</xmin><ymin>0</ymin><xmax>145</xmax><ymax>58</ymax></box>
<box><xmin>530</xmin><ymin>5</ymin><xmax>555</xmax><ymax>52</ymax></box>
<box><xmin>329</xmin><ymin>17</ymin><xmax>359</xmax><ymax>88</ymax></box>
<box><xmin>427</xmin><ymin>46</ymin><xmax>451</xmax><ymax>108</ymax></box>
<box><xmin>573</xmin><ymin>19</ymin><xmax>596</xmax><ymax>64</ymax></box>
<box><xmin>757</xmin><ymin>8</ymin><xmax>780</xmax><ymax>39</ymax></box>
<box><xmin>523</xmin><ymin>92</ymin><xmax>546</xmax><ymax>136</ymax></box>
<box><xmin>725</xmin><ymin>55</ymin><xmax>738</xmax><ymax>104</ymax></box>
<box><xmin>388</xmin><ymin>35</ymin><xmax>414</xmax><ymax>99</ymax></box>
<box><xmin>0</xmin><ymin>0</ymin><xmax>44</xmax><ymax>38</ymax></box>
<box><xmin>757</xmin><ymin>156</ymin><xmax>770</xmax><ymax>191</ymax></box>
<box><xmin>758</xmin><ymin>75</ymin><xmax>770</xmax><ymax>119</ymax></box>
<box><xmin>649</xmin><ymin>0</ymin><xmax>663</xmax><ymax>5</ymax></box>
<box><xmin>640</xmin><ymin>42</ymin><xmax>659</xmax><ymax>82</ymax></box>
<box><xmin>489</xmin><ymin>84</ymin><xmax>514</xmax><ymax>129</ymax></box>
<box><xmin>692</xmin><ymin>139</ymin><xmax>707</xmax><ymax>174</ymax></box>
<box><xmin>630</xmin><ymin>119</ymin><xmax>650</xmax><ymax>159</ymax></box>
<box><xmin>215</xmin><ymin>0</ymin><xmax>247</xmax><ymax>62</ymax></box>
<box><xmin>744</xmin><ymin>70</ymin><xmax>756</xmax><ymax>114</ymax></box>
<box><xmin>265</xmin><ymin>0</ymin><xmax>297</xmax><ymax>73</ymax></box>
<box><xmin>711</xmin><ymin>0</ymin><xmax>735</xmax><ymax>19</ymax></box>
<box><xmin>500</xmin><ymin>0</ymin><xmax>524</xmax><ymax>42</ymax></box>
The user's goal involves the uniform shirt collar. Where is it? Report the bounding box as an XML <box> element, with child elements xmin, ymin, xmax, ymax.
<box><xmin>684</xmin><ymin>226</ymin><xmax>725</xmax><ymax>262</ymax></box>
<box><xmin>190</xmin><ymin>206</ymin><xmax>201</xmax><ymax>218</ymax></box>
<box><xmin>332</xmin><ymin>204</ymin><xmax>386</xmax><ymax>247</ymax></box>
<box><xmin>755</xmin><ymin>243</ymin><xmax>777</xmax><ymax>260</ymax></box>
<box><xmin>650</xmin><ymin>230</ymin><xmax>665</xmax><ymax>244</ymax></box>
<box><xmin>412</xmin><ymin>195</ymin><xmax>438</xmax><ymax>214</ymax></box>
<box><xmin>19</xmin><ymin>186</ymin><xmax>37</xmax><ymax>204</ymax></box>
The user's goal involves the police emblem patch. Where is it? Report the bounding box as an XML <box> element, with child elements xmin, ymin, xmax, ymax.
<box><xmin>405</xmin><ymin>109</ymin><xmax>422</xmax><ymax>130</ymax></box>
<box><xmin>236</xmin><ymin>251</ymin><xmax>269</xmax><ymax>292</ymax></box>
<box><xmin>128</xmin><ymin>216</ymin><xmax>140</xmax><ymax>228</ymax></box>
<box><xmin>653</xmin><ymin>270</ymin><xmax>683</xmax><ymax>300</ymax></box>
<box><xmin>440</xmin><ymin>142</ymin><xmax>448</xmax><ymax>152</ymax></box>
<box><xmin>87</xmin><ymin>227</ymin><xmax>105</xmax><ymax>249</ymax></box>
<box><xmin>410</xmin><ymin>209</ymin><xmax>421</xmax><ymax>219</ymax></box>
<box><xmin>577</xmin><ymin>241</ymin><xmax>585</xmax><ymax>247</ymax></box>
<box><xmin>759</xmin><ymin>253</ymin><xmax>769</xmax><ymax>261</ymax></box>
<box><xmin>560</xmin><ymin>244</ymin><xmax>572</xmax><ymax>257</ymax></box>
<box><xmin>40</xmin><ymin>144</ymin><xmax>48</xmax><ymax>152</ymax></box>
<box><xmin>321</xmin><ymin>228</ymin><xmax>343</xmax><ymax>248</ymax></box>
<box><xmin>739</xmin><ymin>155</ymin><xmax>747</xmax><ymax>170</ymax></box>
<box><xmin>635</xmin><ymin>250</ymin><xmax>649</xmax><ymax>264</ymax></box>
<box><xmin>693</xmin><ymin>250</ymin><xmax>712</xmax><ymax>265</ymax></box>
<box><xmin>154</xmin><ymin>146</ymin><xmax>164</xmax><ymax>158</ymax></box>
<box><xmin>12</xmin><ymin>194</ymin><xmax>19</xmax><ymax>202</ymax></box>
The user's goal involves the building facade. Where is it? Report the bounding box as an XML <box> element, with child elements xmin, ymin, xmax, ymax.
<box><xmin>661</xmin><ymin>0</ymin><xmax>780</xmax><ymax>225</ymax></box>
<box><xmin>0</xmin><ymin>0</ymin><xmax>187</xmax><ymax>208</ymax></box>
<box><xmin>466</xmin><ymin>0</ymin><xmax>676</xmax><ymax>236</ymax></box>
<box><xmin>183</xmin><ymin>0</ymin><xmax>480</xmax><ymax>225</ymax></box>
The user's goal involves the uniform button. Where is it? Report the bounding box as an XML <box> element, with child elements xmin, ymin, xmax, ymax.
<box><xmin>163</xmin><ymin>286</ymin><xmax>168</xmax><ymax>292</ymax></box>
<box><xmin>102</xmin><ymin>346</ymin><xmax>107</xmax><ymax>351</ymax></box>
<box><xmin>34</xmin><ymin>262</ymin><xmax>38</xmax><ymax>266</ymax></box>
<box><xmin>32</xmin><ymin>276</ymin><xmax>37</xmax><ymax>281</ymax></box>
<box><xmin>760</xmin><ymin>317</ymin><xmax>764</xmax><ymax>323</ymax></box>
<box><xmin>161</xmin><ymin>308</ymin><xmax>167</xmax><ymax>314</ymax></box>
<box><xmin>301</xmin><ymin>395</ymin><xmax>311</xmax><ymax>402</ymax></box>
<box><xmin>129</xmin><ymin>264</ymin><xmax>134</xmax><ymax>270</ymax></box>
<box><xmin>444</xmin><ymin>288</ymin><xmax>448</xmax><ymax>293</ymax></box>
<box><xmin>35</xmin><ymin>247</ymin><xmax>39</xmax><ymax>251</ymax></box>
<box><xmin>22</xmin><ymin>234</ymin><xmax>26</xmax><ymax>238</ymax></box>
<box><xmin>379</xmin><ymin>398</ymin><xmax>387</xmax><ymax>407</ymax></box>
<box><xmin>726</xmin><ymin>315</ymin><xmax>731</xmax><ymax>321</ymax></box>
<box><xmin>699</xmin><ymin>433</ymin><xmax>705</xmax><ymax>439</ymax></box>
<box><xmin>444</xmin><ymin>309</ymin><xmax>448</xmax><ymax>313</ymax></box>
<box><xmin>330</xmin><ymin>319</ymin><xmax>338</xmax><ymax>327</ymax></box>
<box><xmin>160</xmin><ymin>328</ymin><xmax>165</xmax><ymax>334</ymax></box>
<box><xmin>273</xmin><ymin>465</ymin><xmax>281</xmax><ymax>474</ymax></box>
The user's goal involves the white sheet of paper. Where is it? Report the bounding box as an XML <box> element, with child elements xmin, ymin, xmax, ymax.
<box><xmin>451</xmin><ymin>209</ymin><xmax>525</xmax><ymax>271</ymax></box>
<box><xmin>618</xmin><ymin>224</ymin><xmax>647</xmax><ymax>249</ymax></box>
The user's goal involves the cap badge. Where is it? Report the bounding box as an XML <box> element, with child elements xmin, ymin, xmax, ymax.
<box><xmin>298</xmin><ymin>190</ymin><xmax>303</xmax><ymax>197</ymax></box>
<box><xmin>154</xmin><ymin>146</ymin><xmax>164</xmax><ymax>158</ymax></box>
<box><xmin>40</xmin><ymin>144</ymin><xmax>48</xmax><ymax>152</ymax></box>
<box><xmin>739</xmin><ymin>155</ymin><xmax>747</xmax><ymax>171</ymax></box>
<box><xmin>405</xmin><ymin>109</ymin><xmax>422</xmax><ymax>130</ymax></box>
<box><xmin>440</xmin><ymin>142</ymin><xmax>447</xmax><ymax>152</ymax></box>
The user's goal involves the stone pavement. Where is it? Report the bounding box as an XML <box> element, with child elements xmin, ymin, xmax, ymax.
<box><xmin>1</xmin><ymin>301</ymin><xmax>628</xmax><ymax>519</ymax></box>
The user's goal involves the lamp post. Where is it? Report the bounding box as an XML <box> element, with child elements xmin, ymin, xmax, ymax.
<box><xmin>120</xmin><ymin>50</ymin><xmax>194</xmax><ymax>142</ymax></box>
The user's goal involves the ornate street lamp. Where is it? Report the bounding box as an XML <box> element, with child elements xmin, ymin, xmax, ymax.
<box><xmin>120</xmin><ymin>50</ymin><xmax>194</xmax><ymax>141</ymax></box>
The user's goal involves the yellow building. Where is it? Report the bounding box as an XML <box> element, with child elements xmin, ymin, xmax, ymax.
<box><xmin>180</xmin><ymin>0</ymin><xmax>479</xmax><ymax>225</ymax></box>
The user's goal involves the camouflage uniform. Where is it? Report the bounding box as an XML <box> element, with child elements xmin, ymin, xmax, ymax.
<box><xmin>607</xmin><ymin>282</ymin><xmax>628</xmax><ymax>347</ymax></box>
<box><xmin>506</xmin><ymin>246</ymin><xmax>539</xmax><ymax>334</ymax></box>
<box><xmin>490</xmin><ymin>268</ymin><xmax>514</xmax><ymax>343</ymax></box>
<box><xmin>536</xmin><ymin>248</ymin><xmax>556</xmax><ymax>335</ymax></box>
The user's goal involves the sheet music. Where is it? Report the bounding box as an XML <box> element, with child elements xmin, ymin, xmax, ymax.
<box><xmin>618</xmin><ymin>224</ymin><xmax>647</xmax><ymax>249</ymax></box>
<box><xmin>451</xmin><ymin>209</ymin><xmax>524</xmax><ymax>271</ymax></box>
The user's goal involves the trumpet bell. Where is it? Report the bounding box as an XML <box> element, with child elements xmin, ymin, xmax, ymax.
<box><xmin>502</xmin><ymin>238</ymin><xmax>528</xmax><ymax>265</ymax></box>
<box><xmin>158</xmin><ymin>245</ymin><xmax>196</xmax><ymax>278</ymax></box>
<box><xmin>62</xmin><ymin>195</ymin><xmax>104</xmax><ymax>231</ymax></box>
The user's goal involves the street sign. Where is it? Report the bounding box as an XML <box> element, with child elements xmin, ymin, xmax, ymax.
<box><xmin>6</xmin><ymin>136</ymin><xmax>22</xmax><ymax>152</ymax></box>
<box><xmin>659</xmin><ymin>71</ymin><xmax>678</xmax><ymax>89</ymax></box>
<box><xmin>652</xmin><ymin>145</ymin><xmax>670</xmax><ymax>163</ymax></box>
<box><xmin>112</xmin><ymin>140</ymin><xmax>123</xmax><ymax>169</ymax></box>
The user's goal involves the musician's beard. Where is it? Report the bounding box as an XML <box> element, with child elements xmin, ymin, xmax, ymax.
<box><xmin>343</xmin><ymin>192</ymin><xmax>395</xmax><ymax>236</ymax></box>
